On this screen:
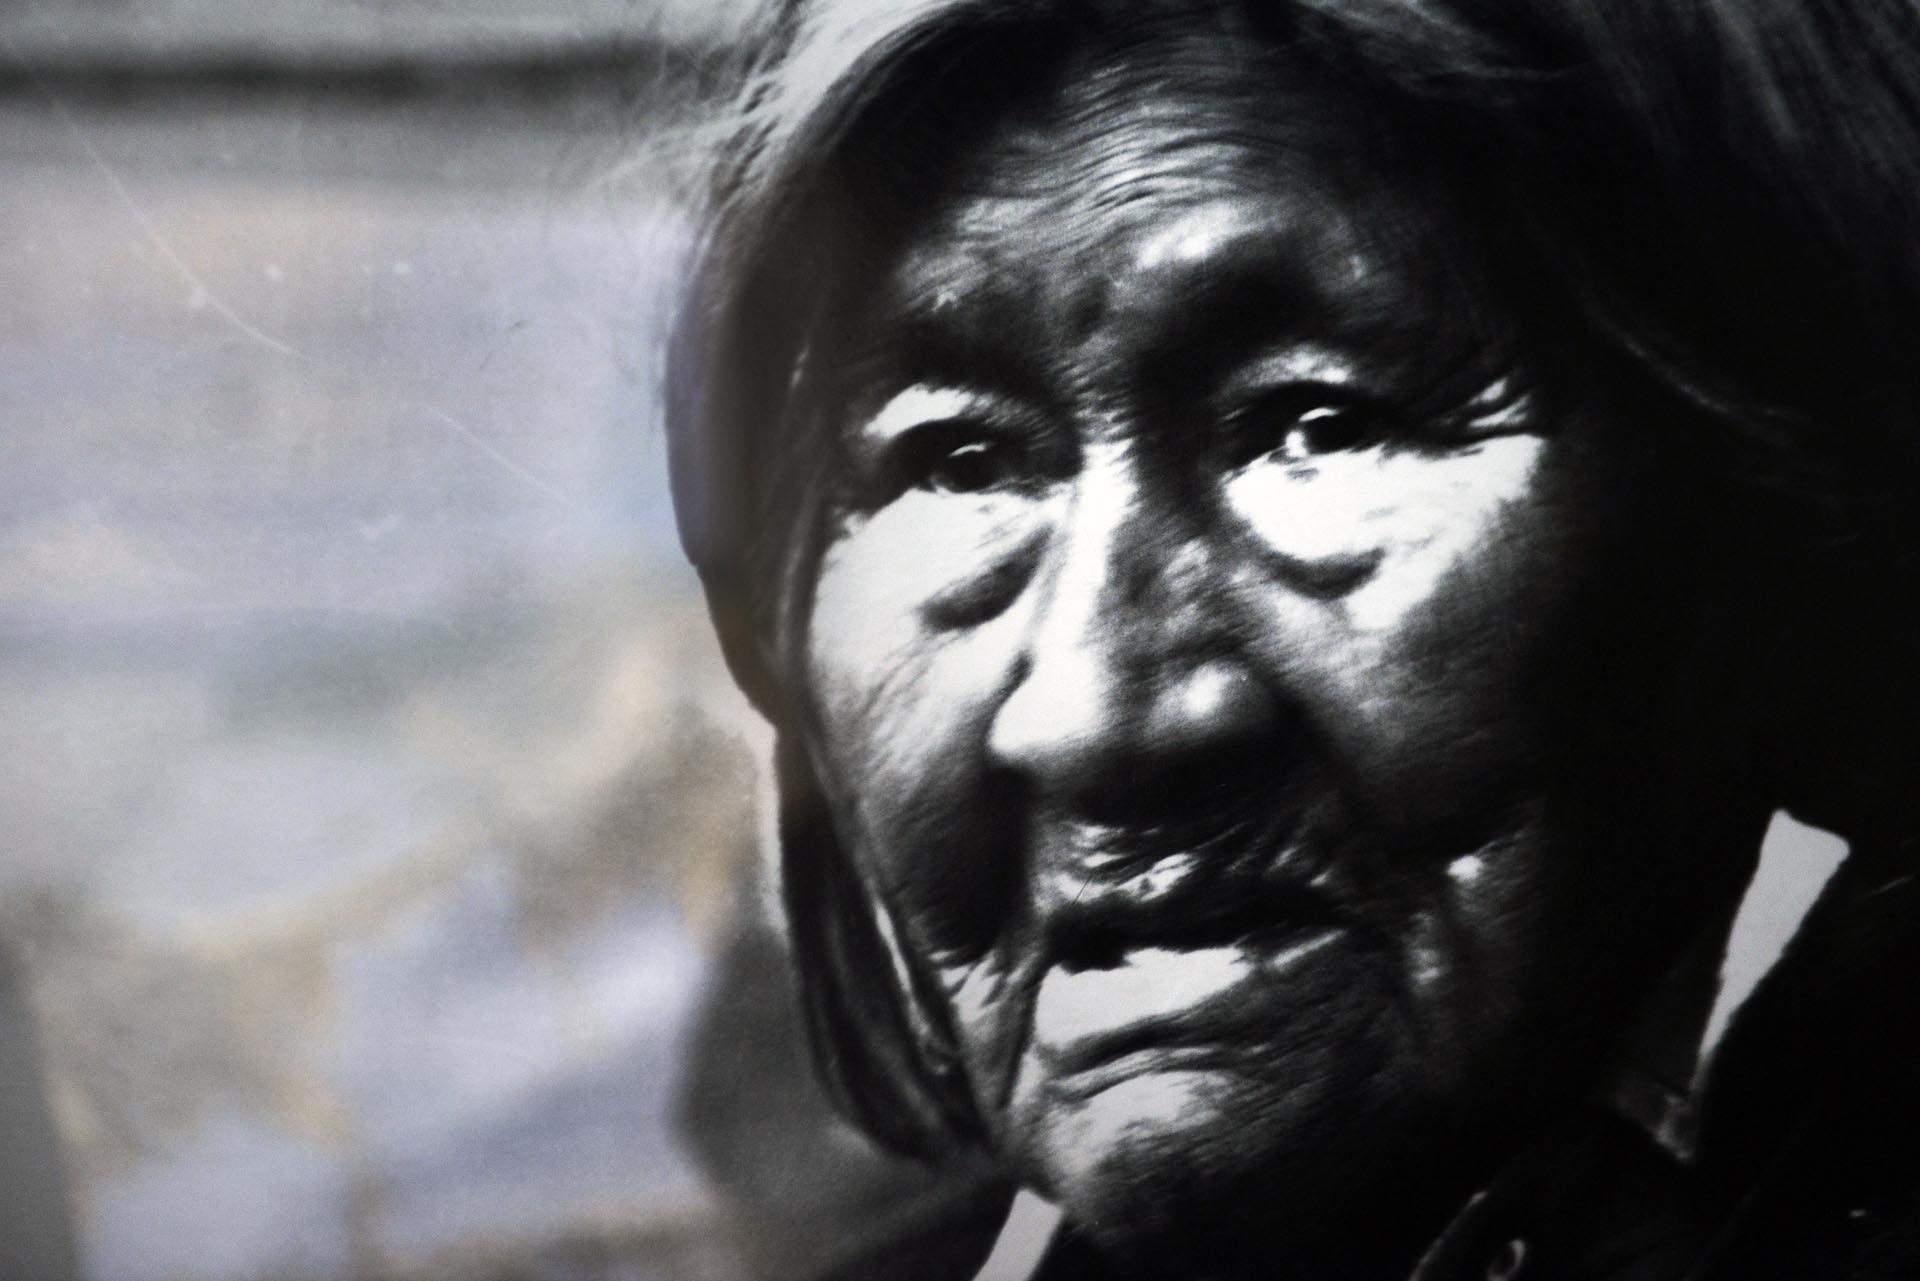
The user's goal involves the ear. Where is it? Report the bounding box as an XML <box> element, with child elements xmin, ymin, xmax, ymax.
<box><xmin>773</xmin><ymin>730</ymin><xmax>980</xmax><ymax>1159</ymax></box>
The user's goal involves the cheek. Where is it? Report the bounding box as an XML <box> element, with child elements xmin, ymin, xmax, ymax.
<box><xmin>808</xmin><ymin>490</ymin><xmax>1039</xmax><ymax>761</ymax></box>
<box><xmin>1225</xmin><ymin>435</ymin><xmax>1547</xmax><ymax>625</ymax></box>
<box><xmin>1228</xmin><ymin>436</ymin><xmax>1563</xmax><ymax>791</ymax></box>
<box><xmin>805</xmin><ymin>493</ymin><xmax>1042</xmax><ymax>942</ymax></box>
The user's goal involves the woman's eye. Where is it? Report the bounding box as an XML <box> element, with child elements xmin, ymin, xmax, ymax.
<box><xmin>1285</xmin><ymin>404</ymin><xmax>1377</xmax><ymax>457</ymax></box>
<box><xmin>892</xmin><ymin>422</ymin><xmax>1031</xmax><ymax>495</ymax></box>
<box><xmin>1227</xmin><ymin>387</ymin><xmax>1396</xmax><ymax>467</ymax></box>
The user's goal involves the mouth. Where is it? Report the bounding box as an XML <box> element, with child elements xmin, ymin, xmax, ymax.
<box><xmin>1033</xmin><ymin>782</ymin><xmax>1337</xmax><ymax>947</ymax></box>
<box><xmin>1031</xmin><ymin>925</ymin><xmax>1345</xmax><ymax>1100</ymax></box>
<box><xmin>1007</xmin><ymin>771</ymin><xmax>1354</xmax><ymax>1103</ymax></box>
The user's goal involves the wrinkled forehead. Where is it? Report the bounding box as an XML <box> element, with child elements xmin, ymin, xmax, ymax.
<box><xmin>834</xmin><ymin>21</ymin><xmax>1496</xmax><ymax>399</ymax></box>
<box><xmin>922</xmin><ymin>25</ymin><xmax>1402</xmax><ymax>256</ymax></box>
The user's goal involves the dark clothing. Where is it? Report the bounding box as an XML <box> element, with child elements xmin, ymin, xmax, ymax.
<box><xmin>1399</xmin><ymin>849</ymin><xmax>1920</xmax><ymax>1281</ymax></box>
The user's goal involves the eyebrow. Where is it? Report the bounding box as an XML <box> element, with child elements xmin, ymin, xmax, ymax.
<box><xmin>859</xmin><ymin>385</ymin><xmax>996</xmax><ymax>442</ymax></box>
<box><xmin>1132</xmin><ymin>265</ymin><xmax>1356</xmax><ymax>398</ymax></box>
<box><xmin>836</xmin><ymin>299</ymin><xmax>1051</xmax><ymax>417</ymax></box>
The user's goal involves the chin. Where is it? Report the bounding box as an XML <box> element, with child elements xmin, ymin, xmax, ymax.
<box><xmin>1018</xmin><ymin>1058</ymin><xmax>1462</xmax><ymax>1281</ymax></box>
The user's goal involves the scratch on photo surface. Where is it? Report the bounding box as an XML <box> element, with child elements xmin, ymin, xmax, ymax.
<box><xmin>0</xmin><ymin>33</ymin><xmax>583</xmax><ymax>514</ymax></box>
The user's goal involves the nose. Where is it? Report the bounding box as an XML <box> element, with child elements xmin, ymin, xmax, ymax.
<box><xmin>985</xmin><ymin>454</ymin><xmax>1285</xmax><ymax>809</ymax></box>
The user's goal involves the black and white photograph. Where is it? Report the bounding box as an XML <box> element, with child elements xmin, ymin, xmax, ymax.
<box><xmin>5</xmin><ymin>1</ymin><xmax>1919</xmax><ymax>1279</ymax></box>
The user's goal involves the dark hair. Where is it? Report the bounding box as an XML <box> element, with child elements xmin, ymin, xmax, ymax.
<box><xmin>666</xmin><ymin>0</ymin><xmax>1920</xmax><ymax>1158</ymax></box>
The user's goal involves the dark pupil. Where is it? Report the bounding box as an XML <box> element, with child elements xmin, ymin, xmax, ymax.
<box><xmin>1222</xmin><ymin>386</ymin><xmax>1388</xmax><ymax>468</ymax></box>
<box><xmin>1296</xmin><ymin>405</ymin><xmax>1370</xmax><ymax>454</ymax></box>
<box><xmin>927</xmin><ymin>438</ymin><xmax>1009</xmax><ymax>493</ymax></box>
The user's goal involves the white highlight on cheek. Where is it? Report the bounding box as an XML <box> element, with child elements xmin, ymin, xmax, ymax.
<box><xmin>1231</xmin><ymin>436</ymin><xmax>1543</xmax><ymax>606</ymax></box>
<box><xmin>1342</xmin><ymin>435</ymin><xmax>1543</xmax><ymax>633</ymax></box>
<box><xmin>811</xmin><ymin>476</ymin><xmax>1039</xmax><ymax>688</ymax></box>
<box><xmin>808</xmin><ymin>495</ymin><xmax>1032</xmax><ymax>799</ymax></box>
<box><xmin>825</xmin><ymin>492</ymin><xmax>1018</xmax><ymax>607</ymax></box>
<box><xmin>808</xmin><ymin>513</ymin><xmax>935</xmax><ymax>693</ymax></box>
<box><xmin>1231</xmin><ymin>449</ymin><xmax>1389</xmax><ymax>562</ymax></box>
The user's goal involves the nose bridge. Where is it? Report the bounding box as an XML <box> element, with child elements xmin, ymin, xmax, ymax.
<box><xmin>1035</xmin><ymin>451</ymin><xmax>1161</xmax><ymax>670</ymax></box>
<box><xmin>988</xmin><ymin>449</ymin><xmax>1230</xmax><ymax>784</ymax></box>
<box><xmin>1037</xmin><ymin>445</ymin><xmax>1215</xmax><ymax>681</ymax></box>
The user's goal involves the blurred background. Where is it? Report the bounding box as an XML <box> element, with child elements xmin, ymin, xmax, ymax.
<box><xmin>0</xmin><ymin>3</ymin><xmax>1850</xmax><ymax>1279</ymax></box>
<box><xmin>0</xmin><ymin>2</ymin><xmax>984</xmax><ymax>1278</ymax></box>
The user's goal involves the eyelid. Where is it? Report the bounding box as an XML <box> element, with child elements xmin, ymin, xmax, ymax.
<box><xmin>1218</xmin><ymin>379</ymin><xmax>1383</xmax><ymax>437</ymax></box>
<box><xmin>1220</xmin><ymin>356</ymin><xmax>1540</xmax><ymax>438</ymax></box>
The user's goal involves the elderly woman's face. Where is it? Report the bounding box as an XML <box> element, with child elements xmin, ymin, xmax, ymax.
<box><xmin>801</xmin><ymin>33</ymin><xmax>1754</xmax><ymax>1273</ymax></box>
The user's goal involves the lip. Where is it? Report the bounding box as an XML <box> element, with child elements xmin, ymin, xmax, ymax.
<box><xmin>1032</xmin><ymin>805</ymin><xmax>1337</xmax><ymax>967</ymax></box>
<box><xmin>1032</xmin><ymin>926</ymin><xmax>1343</xmax><ymax>1099</ymax></box>
<box><xmin>1057</xmin><ymin>797</ymin><xmax>1285</xmax><ymax>877</ymax></box>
